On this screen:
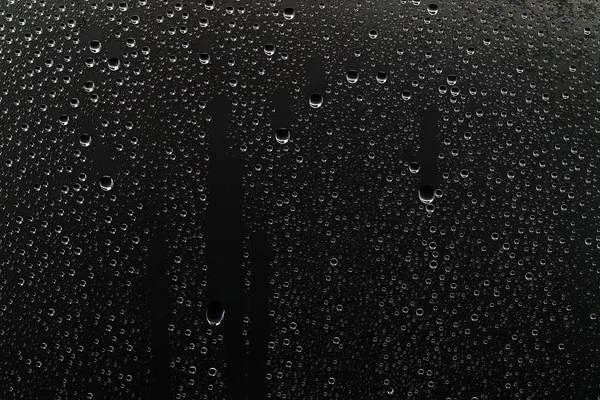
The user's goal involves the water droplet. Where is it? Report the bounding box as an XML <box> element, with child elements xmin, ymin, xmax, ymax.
<box><xmin>275</xmin><ymin>128</ymin><xmax>290</xmax><ymax>144</ymax></box>
<box><xmin>206</xmin><ymin>301</ymin><xmax>225</xmax><ymax>326</ymax></box>
<box><xmin>418</xmin><ymin>185</ymin><xmax>435</xmax><ymax>204</ymax></box>
<box><xmin>89</xmin><ymin>40</ymin><xmax>102</xmax><ymax>53</ymax></box>
<box><xmin>264</xmin><ymin>44</ymin><xmax>276</xmax><ymax>56</ymax></box>
<box><xmin>100</xmin><ymin>176</ymin><xmax>114</xmax><ymax>191</ymax></box>
<box><xmin>346</xmin><ymin>70</ymin><xmax>359</xmax><ymax>84</ymax></box>
<box><xmin>80</xmin><ymin>134</ymin><xmax>92</xmax><ymax>147</ymax></box>
<box><xmin>283</xmin><ymin>7</ymin><xmax>295</xmax><ymax>20</ymax></box>
<box><xmin>409</xmin><ymin>162</ymin><xmax>420</xmax><ymax>174</ymax></box>
<box><xmin>199</xmin><ymin>53</ymin><xmax>211</xmax><ymax>65</ymax></box>
<box><xmin>309</xmin><ymin>93</ymin><xmax>323</xmax><ymax>108</ymax></box>
<box><xmin>376</xmin><ymin>71</ymin><xmax>388</xmax><ymax>84</ymax></box>
<box><xmin>83</xmin><ymin>81</ymin><xmax>95</xmax><ymax>92</ymax></box>
<box><xmin>427</xmin><ymin>3</ymin><xmax>439</xmax><ymax>15</ymax></box>
<box><xmin>108</xmin><ymin>58</ymin><xmax>121</xmax><ymax>71</ymax></box>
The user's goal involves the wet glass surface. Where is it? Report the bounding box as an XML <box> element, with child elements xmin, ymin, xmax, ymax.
<box><xmin>1</xmin><ymin>1</ymin><xmax>599</xmax><ymax>399</ymax></box>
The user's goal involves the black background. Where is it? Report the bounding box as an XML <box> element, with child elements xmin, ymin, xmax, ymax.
<box><xmin>0</xmin><ymin>1</ymin><xmax>599</xmax><ymax>399</ymax></box>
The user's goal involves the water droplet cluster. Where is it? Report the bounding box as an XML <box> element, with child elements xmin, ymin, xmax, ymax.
<box><xmin>0</xmin><ymin>1</ymin><xmax>598</xmax><ymax>399</ymax></box>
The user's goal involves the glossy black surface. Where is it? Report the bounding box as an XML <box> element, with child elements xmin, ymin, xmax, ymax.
<box><xmin>0</xmin><ymin>1</ymin><xmax>599</xmax><ymax>399</ymax></box>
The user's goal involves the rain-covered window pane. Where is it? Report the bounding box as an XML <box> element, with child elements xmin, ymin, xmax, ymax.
<box><xmin>1</xmin><ymin>1</ymin><xmax>599</xmax><ymax>399</ymax></box>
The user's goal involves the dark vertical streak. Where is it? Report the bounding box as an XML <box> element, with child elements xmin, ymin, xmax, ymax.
<box><xmin>273</xmin><ymin>87</ymin><xmax>293</xmax><ymax>130</ymax></box>
<box><xmin>205</xmin><ymin>97</ymin><xmax>245</xmax><ymax>400</ymax></box>
<box><xmin>147</xmin><ymin>230</ymin><xmax>172</xmax><ymax>399</ymax></box>
<box><xmin>306</xmin><ymin>56</ymin><xmax>326</xmax><ymax>97</ymax></box>
<box><xmin>247</xmin><ymin>233</ymin><xmax>272</xmax><ymax>399</ymax></box>
<box><xmin>418</xmin><ymin>108</ymin><xmax>440</xmax><ymax>188</ymax></box>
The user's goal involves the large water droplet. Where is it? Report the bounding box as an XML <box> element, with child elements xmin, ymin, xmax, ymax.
<box><xmin>264</xmin><ymin>44</ymin><xmax>276</xmax><ymax>56</ymax></box>
<box><xmin>309</xmin><ymin>93</ymin><xmax>323</xmax><ymax>108</ymax></box>
<box><xmin>376</xmin><ymin>71</ymin><xmax>388</xmax><ymax>84</ymax></box>
<box><xmin>89</xmin><ymin>40</ymin><xmax>102</xmax><ymax>53</ymax></box>
<box><xmin>418</xmin><ymin>185</ymin><xmax>435</xmax><ymax>204</ymax></box>
<box><xmin>199</xmin><ymin>53</ymin><xmax>211</xmax><ymax>64</ymax></box>
<box><xmin>80</xmin><ymin>134</ymin><xmax>92</xmax><ymax>147</ymax></box>
<box><xmin>275</xmin><ymin>128</ymin><xmax>290</xmax><ymax>144</ymax></box>
<box><xmin>427</xmin><ymin>4</ymin><xmax>439</xmax><ymax>15</ymax></box>
<box><xmin>283</xmin><ymin>7</ymin><xmax>295</xmax><ymax>20</ymax></box>
<box><xmin>346</xmin><ymin>70</ymin><xmax>359</xmax><ymax>84</ymax></box>
<box><xmin>409</xmin><ymin>162</ymin><xmax>420</xmax><ymax>174</ymax></box>
<box><xmin>108</xmin><ymin>58</ymin><xmax>121</xmax><ymax>71</ymax></box>
<box><xmin>100</xmin><ymin>176</ymin><xmax>114</xmax><ymax>191</ymax></box>
<box><xmin>206</xmin><ymin>301</ymin><xmax>225</xmax><ymax>326</ymax></box>
<box><xmin>83</xmin><ymin>81</ymin><xmax>95</xmax><ymax>92</ymax></box>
